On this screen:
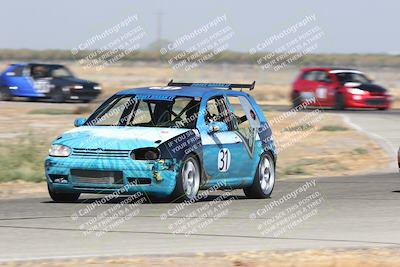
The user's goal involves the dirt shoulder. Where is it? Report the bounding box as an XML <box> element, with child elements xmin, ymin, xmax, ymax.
<box><xmin>2</xmin><ymin>248</ymin><xmax>400</xmax><ymax>267</ymax></box>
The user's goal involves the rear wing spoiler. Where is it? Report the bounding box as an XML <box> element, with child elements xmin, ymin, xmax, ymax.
<box><xmin>167</xmin><ymin>80</ymin><xmax>256</xmax><ymax>91</ymax></box>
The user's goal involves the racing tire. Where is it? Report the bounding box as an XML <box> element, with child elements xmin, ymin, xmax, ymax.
<box><xmin>243</xmin><ymin>152</ymin><xmax>275</xmax><ymax>199</ymax></box>
<box><xmin>292</xmin><ymin>91</ymin><xmax>302</xmax><ymax>108</ymax></box>
<box><xmin>48</xmin><ymin>185</ymin><xmax>80</xmax><ymax>203</ymax></box>
<box><xmin>171</xmin><ymin>154</ymin><xmax>201</xmax><ymax>203</ymax></box>
<box><xmin>377</xmin><ymin>107</ymin><xmax>388</xmax><ymax>111</ymax></box>
<box><xmin>335</xmin><ymin>93</ymin><xmax>346</xmax><ymax>110</ymax></box>
<box><xmin>0</xmin><ymin>87</ymin><xmax>13</xmax><ymax>101</ymax></box>
<box><xmin>50</xmin><ymin>88</ymin><xmax>65</xmax><ymax>103</ymax></box>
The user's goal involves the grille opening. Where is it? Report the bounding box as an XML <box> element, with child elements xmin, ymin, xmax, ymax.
<box><xmin>127</xmin><ymin>177</ymin><xmax>151</xmax><ymax>185</ymax></box>
<box><xmin>71</xmin><ymin>169</ymin><xmax>123</xmax><ymax>184</ymax></box>
<box><xmin>71</xmin><ymin>148</ymin><xmax>130</xmax><ymax>158</ymax></box>
<box><xmin>365</xmin><ymin>99</ymin><xmax>386</xmax><ymax>105</ymax></box>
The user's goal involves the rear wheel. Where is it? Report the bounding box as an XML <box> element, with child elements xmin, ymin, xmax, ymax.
<box><xmin>335</xmin><ymin>93</ymin><xmax>346</xmax><ymax>110</ymax></box>
<box><xmin>377</xmin><ymin>107</ymin><xmax>388</xmax><ymax>111</ymax></box>
<box><xmin>0</xmin><ymin>87</ymin><xmax>12</xmax><ymax>101</ymax></box>
<box><xmin>48</xmin><ymin>185</ymin><xmax>80</xmax><ymax>203</ymax></box>
<box><xmin>244</xmin><ymin>152</ymin><xmax>275</xmax><ymax>198</ymax></box>
<box><xmin>171</xmin><ymin>155</ymin><xmax>201</xmax><ymax>202</ymax></box>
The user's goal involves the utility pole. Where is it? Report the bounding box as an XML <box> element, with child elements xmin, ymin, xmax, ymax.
<box><xmin>156</xmin><ymin>9</ymin><xmax>164</xmax><ymax>50</ymax></box>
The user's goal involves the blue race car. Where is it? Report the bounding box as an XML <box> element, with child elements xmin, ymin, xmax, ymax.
<box><xmin>45</xmin><ymin>81</ymin><xmax>276</xmax><ymax>202</ymax></box>
<box><xmin>0</xmin><ymin>63</ymin><xmax>101</xmax><ymax>102</ymax></box>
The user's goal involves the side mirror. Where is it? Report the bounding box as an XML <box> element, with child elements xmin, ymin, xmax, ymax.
<box><xmin>207</xmin><ymin>121</ymin><xmax>228</xmax><ymax>134</ymax></box>
<box><xmin>74</xmin><ymin>117</ymin><xmax>86</xmax><ymax>127</ymax></box>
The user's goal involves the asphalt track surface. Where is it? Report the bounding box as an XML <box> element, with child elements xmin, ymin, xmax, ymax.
<box><xmin>0</xmin><ymin>103</ymin><xmax>399</xmax><ymax>262</ymax></box>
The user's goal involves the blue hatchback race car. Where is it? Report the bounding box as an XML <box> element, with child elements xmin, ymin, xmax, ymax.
<box><xmin>0</xmin><ymin>63</ymin><xmax>101</xmax><ymax>102</ymax></box>
<box><xmin>45</xmin><ymin>81</ymin><xmax>276</xmax><ymax>202</ymax></box>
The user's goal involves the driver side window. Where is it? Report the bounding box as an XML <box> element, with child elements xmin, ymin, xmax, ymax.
<box><xmin>205</xmin><ymin>97</ymin><xmax>233</xmax><ymax>130</ymax></box>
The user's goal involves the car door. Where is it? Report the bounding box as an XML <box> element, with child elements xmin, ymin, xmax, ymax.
<box><xmin>4</xmin><ymin>65</ymin><xmax>36</xmax><ymax>97</ymax></box>
<box><xmin>200</xmin><ymin>95</ymin><xmax>253</xmax><ymax>186</ymax></box>
<box><xmin>313</xmin><ymin>70</ymin><xmax>336</xmax><ymax>106</ymax></box>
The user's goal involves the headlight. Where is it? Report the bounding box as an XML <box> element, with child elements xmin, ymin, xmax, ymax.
<box><xmin>49</xmin><ymin>145</ymin><xmax>71</xmax><ymax>157</ymax></box>
<box><xmin>93</xmin><ymin>86</ymin><xmax>102</xmax><ymax>90</ymax></box>
<box><xmin>72</xmin><ymin>85</ymin><xmax>83</xmax><ymax>89</ymax></box>
<box><xmin>130</xmin><ymin>148</ymin><xmax>160</xmax><ymax>160</ymax></box>
<box><xmin>348</xmin><ymin>88</ymin><xmax>366</xmax><ymax>95</ymax></box>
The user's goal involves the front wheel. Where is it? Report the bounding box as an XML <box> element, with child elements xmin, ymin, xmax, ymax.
<box><xmin>171</xmin><ymin>155</ymin><xmax>201</xmax><ymax>202</ymax></box>
<box><xmin>244</xmin><ymin>152</ymin><xmax>275</xmax><ymax>198</ymax></box>
<box><xmin>50</xmin><ymin>88</ymin><xmax>65</xmax><ymax>103</ymax></box>
<box><xmin>335</xmin><ymin>93</ymin><xmax>346</xmax><ymax>110</ymax></box>
<box><xmin>0</xmin><ymin>87</ymin><xmax>13</xmax><ymax>101</ymax></box>
<box><xmin>48</xmin><ymin>185</ymin><xmax>80</xmax><ymax>203</ymax></box>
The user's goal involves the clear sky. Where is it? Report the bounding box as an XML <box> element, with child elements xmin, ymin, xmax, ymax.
<box><xmin>0</xmin><ymin>0</ymin><xmax>399</xmax><ymax>54</ymax></box>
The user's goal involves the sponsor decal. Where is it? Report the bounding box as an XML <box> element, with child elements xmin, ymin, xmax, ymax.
<box><xmin>235</xmin><ymin>127</ymin><xmax>256</xmax><ymax>158</ymax></box>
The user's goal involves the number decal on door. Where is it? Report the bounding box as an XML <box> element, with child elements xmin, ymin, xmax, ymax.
<box><xmin>218</xmin><ymin>148</ymin><xmax>231</xmax><ymax>172</ymax></box>
<box><xmin>316</xmin><ymin>86</ymin><xmax>328</xmax><ymax>99</ymax></box>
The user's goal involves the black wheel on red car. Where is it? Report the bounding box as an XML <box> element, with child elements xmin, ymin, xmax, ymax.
<box><xmin>335</xmin><ymin>93</ymin><xmax>346</xmax><ymax>110</ymax></box>
<box><xmin>292</xmin><ymin>91</ymin><xmax>302</xmax><ymax>108</ymax></box>
<box><xmin>244</xmin><ymin>152</ymin><xmax>275</xmax><ymax>199</ymax></box>
<box><xmin>171</xmin><ymin>154</ymin><xmax>201</xmax><ymax>203</ymax></box>
<box><xmin>0</xmin><ymin>87</ymin><xmax>13</xmax><ymax>101</ymax></box>
<box><xmin>377</xmin><ymin>107</ymin><xmax>388</xmax><ymax>111</ymax></box>
<box><xmin>50</xmin><ymin>88</ymin><xmax>65</xmax><ymax>103</ymax></box>
<box><xmin>48</xmin><ymin>185</ymin><xmax>80</xmax><ymax>203</ymax></box>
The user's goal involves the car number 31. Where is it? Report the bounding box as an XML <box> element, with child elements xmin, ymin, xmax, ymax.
<box><xmin>218</xmin><ymin>148</ymin><xmax>231</xmax><ymax>172</ymax></box>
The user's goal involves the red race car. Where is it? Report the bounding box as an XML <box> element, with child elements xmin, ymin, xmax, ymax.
<box><xmin>291</xmin><ymin>67</ymin><xmax>392</xmax><ymax>110</ymax></box>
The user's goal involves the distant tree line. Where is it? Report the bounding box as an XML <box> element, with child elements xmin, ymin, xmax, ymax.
<box><xmin>0</xmin><ymin>49</ymin><xmax>399</xmax><ymax>68</ymax></box>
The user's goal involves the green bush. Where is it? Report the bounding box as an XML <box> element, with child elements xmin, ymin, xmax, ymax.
<box><xmin>319</xmin><ymin>125</ymin><xmax>349</xmax><ymax>131</ymax></box>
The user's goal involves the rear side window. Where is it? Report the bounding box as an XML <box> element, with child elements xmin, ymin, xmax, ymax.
<box><xmin>302</xmin><ymin>71</ymin><xmax>316</xmax><ymax>81</ymax></box>
<box><xmin>226</xmin><ymin>96</ymin><xmax>260</xmax><ymax>130</ymax></box>
<box><xmin>303</xmin><ymin>70</ymin><xmax>329</xmax><ymax>82</ymax></box>
<box><xmin>7</xmin><ymin>66</ymin><xmax>24</xmax><ymax>76</ymax></box>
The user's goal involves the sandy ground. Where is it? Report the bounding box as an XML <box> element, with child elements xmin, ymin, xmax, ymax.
<box><xmin>2</xmin><ymin>248</ymin><xmax>400</xmax><ymax>267</ymax></box>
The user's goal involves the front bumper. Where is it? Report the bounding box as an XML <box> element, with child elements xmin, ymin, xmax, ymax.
<box><xmin>45</xmin><ymin>156</ymin><xmax>177</xmax><ymax>197</ymax></box>
<box><xmin>346</xmin><ymin>95</ymin><xmax>390</xmax><ymax>109</ymax></box>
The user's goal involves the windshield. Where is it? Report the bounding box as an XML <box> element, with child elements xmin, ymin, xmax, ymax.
<box><xmin>335</xmin><ymin>72</ymin><xmax>371</xmax><ymax>84</ymax></box>
<box><xmin>51</xmin><ymin>66</ymin><xmax>73</xmax><ymax>77</ymax></box>
<box><xmin>85</xmin><ymin>95</ymin><xmax>200</xmax><ymax>128</ymax></box>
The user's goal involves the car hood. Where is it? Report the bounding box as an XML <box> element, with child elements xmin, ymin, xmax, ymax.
<box><xmin>55</xmin><ymin>126</ymin><xmax>190</xmax><ymax>150</ymax></box>
<box><xmin>345</xmin><ymin>82</ymin><xmax>387</xmax><ymax>93</ymax></box>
